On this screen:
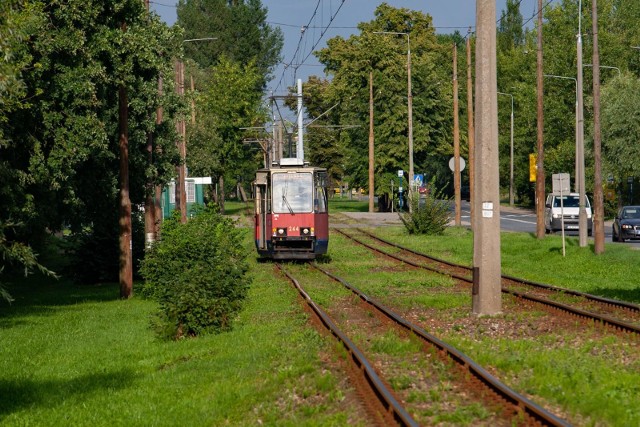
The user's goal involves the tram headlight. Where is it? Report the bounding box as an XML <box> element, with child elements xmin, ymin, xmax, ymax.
<box><xmin>274</xmin><ymin>227</ymin><xmax>287</xmax><ymax>237</ymax></box>
<box><xmin>301</xmin><ymin>227</ymin><xmax>311</xmax><ymax>236</ymax></box>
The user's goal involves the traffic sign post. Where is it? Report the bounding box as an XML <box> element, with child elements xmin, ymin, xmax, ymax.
<box><xmin>397</xmin><ymin>170</ymin><xmax>404</xmax><ymax>210</ymax></box>
<box><xmin>552</xmin><ymin>173</ymin><xmax>570</xmax><ymax>257</ymax></box>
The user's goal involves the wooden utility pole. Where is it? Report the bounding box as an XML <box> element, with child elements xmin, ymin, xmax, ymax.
<box><xmin>118</xmin><ymin>23</ymin><xmax>133</xmax><ymax>299</ymax></box>
<box><xmin>472</xmin><ymin>0</ymin><xmax>501</xmax><ymax>316</ymax></box>
<box><xmin>466</xmin><ymin>35</ymin><xmax>475</xmax><ymax>231</ymax></box>
<box><xmin>453</xmin><ymin>42</ymin><xmax>461</xmax><ymax>226</ymax></box>
<box><xmin>154</xmin><ymin>76</ymin><xmax>164</xmax><ymax>235</ymax></box>
<box><xmin>369</xmin><ymin>71</ymin><xmax>375</xmax><ymax>213</ymax></box>
<box><xmin>592</xmin><ymin>0</ymin><xmax>605</xmax><ymax>254</ymax></box>
<box><xmin>535</xmin><ymin>0</ymin><xmax>546</xmax><ymax>239</ymax></box>
<box><xmin>144</xmin><ymin>0</ymin><xmax>156</xmax><ymax>248</ymax></box>
<box><xmin>175</xmin><ymin>60</ymin><xmax>187</xmax><ymax>223</ymax></box>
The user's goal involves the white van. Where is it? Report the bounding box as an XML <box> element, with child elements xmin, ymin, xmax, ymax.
<box><xmin>544</xmin><ymin>193</ymin><xmax>592</xmax><ymax>235</ymax></box>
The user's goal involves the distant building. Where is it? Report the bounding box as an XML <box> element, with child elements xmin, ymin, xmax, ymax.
<box><xmin>162</xmin><ymin>177</ymin><xmax>212</xmax><ymax>219</ymax></box>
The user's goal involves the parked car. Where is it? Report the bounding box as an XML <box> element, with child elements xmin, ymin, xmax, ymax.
<box><xmin>612</xmin><ymin>206</ymin><xmax>640</xmax><ymax>242</ymax></box>
<box><xmin>544</xmin><ymin>192</ymin><xmax>592</xmax><ymax>235</ymax></box>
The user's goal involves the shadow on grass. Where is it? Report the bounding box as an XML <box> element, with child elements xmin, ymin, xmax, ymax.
<box><xmin>589</xmin><ymin>287</ymin><xmax>640</xmax><ymax>304</ymax></box>
<box><xmin>0</xmin><ymin>369</ymin><xmax>138</xmax><ymax>417</ymax></box>
<box><xmin>1</xmin><ymin>274</ymin><xmax>121</xmax><ymax>326</ymax></box>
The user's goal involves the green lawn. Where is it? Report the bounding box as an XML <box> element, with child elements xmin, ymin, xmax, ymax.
<box><xmin>0</xmin><ymin>231</ymin><xmax>364</xmax><ymax>426</ymax></box>
<box><xmin>2</xmin><ymin>223</ymin><xmax>639</xmax><ymax>425</ymax></box>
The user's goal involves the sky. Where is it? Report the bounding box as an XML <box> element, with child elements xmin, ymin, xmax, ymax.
<box><xmin>149</xmin><ymin>0</ymin><xmax>553</xmax><ymax>94</ymax></box>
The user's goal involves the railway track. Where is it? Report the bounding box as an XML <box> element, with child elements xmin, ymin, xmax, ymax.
<box><xmin>334</xmin><ymin>227</ymin><xmax>640</xmax><ymax>337</ymax></box>
<box><xmin>276</xmin><ymin>262</ymin><xmax>571</xmax><ymax>426</ymax></box>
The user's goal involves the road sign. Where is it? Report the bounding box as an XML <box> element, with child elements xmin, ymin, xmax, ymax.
<box><xmin>414</xmin><ymin>174</ymin><xmax>424</xmax><ymax>187</ymax></box>
<box><xmin>552</xmin><ymin>173</ymin><xmax>570</xmax><ymax>194</ymax></box>
<box><xmin>448</xmin><ymin>157</ymin><xmax>466</xmax><ymax>172</ymax></box>
<box><xmin>397</xmin><ymin>170</ymin><xmax>404</xmax><ymax>177</ymax></box>
<box><xmin>529</xmin><ymin>154</ymin><xmax>537</xmax><ymax>182</ymax></box>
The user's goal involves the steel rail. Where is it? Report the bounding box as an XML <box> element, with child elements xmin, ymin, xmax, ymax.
<box><xmin>354</xmin><ymin>227</ymin><xmax>640</xmax><ymax>313</ymax></box>
<box><xmin>334</xmin><ymin>228</ymin><xmax>640</xmax><ymax>335</ymax></box>
<box><xmin>275</xmin><ymin>264</ymin><xmax>418</xmax><ymax>427</ymax></box>
<box><xmin>310</xmin><ymin>263</ymin><xmax>571</xmax><ymax>427</ymax></box>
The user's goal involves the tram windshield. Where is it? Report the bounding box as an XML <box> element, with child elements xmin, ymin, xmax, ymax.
<box><xmin>272</xmin><ymin>172</ymin><xmax>313</xmax><ymax>213</ymax></box>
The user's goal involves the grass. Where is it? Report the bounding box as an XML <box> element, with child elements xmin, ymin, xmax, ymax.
<box><xmin>4</xmin><ymin>215</ymin><xmax>640</xmax><ymax>425</ymax></box>
<box><xmin>370</xmin><ymin>225</ymin><xmax>640</xmax><ymax>302</ymax></box>
<box><xmin>0</xmin><ymin>230</ymin><xmax>364</xmax><ymax>426</ymax></box>
<box><xmin>324</xmin><ymin>225</ymin><xmax>640</xmax><ymax>426</ymax></box>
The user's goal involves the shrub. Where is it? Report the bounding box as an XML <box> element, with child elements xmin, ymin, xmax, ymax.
<box><xmin>139</xmin><ymin>206</ymin><xmax>251</xmax><ymax>339</ymax></box>
<box><xmin>399</xmin><ymin>180</ymin><xmax>452</xmax><ymax>235</ymax></box>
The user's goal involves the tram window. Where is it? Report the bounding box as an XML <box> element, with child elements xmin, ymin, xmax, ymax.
<box><xmin>272</xmin><ymin>172</ymin><xmax>313</xmax><ymax>213</ymax></box>
<box><xmin>315</xmin><ymin>186</ymin><xmax>327</xmax><ymax>213</ymax></box>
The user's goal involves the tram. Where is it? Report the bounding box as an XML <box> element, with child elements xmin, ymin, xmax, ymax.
<box><xmin>254</xmin><ymin>158</ymin><xmax>329</xmax><ymax>260</ymax></box>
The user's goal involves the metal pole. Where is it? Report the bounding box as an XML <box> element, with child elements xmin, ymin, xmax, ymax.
<box><xmin>297</xmin><ymin>79</ymin><xmax>304</xmax><ymax>160</ymax></box>
<box><xmin>577</xmin><ymin>0</ymin><xmax>588</xmax><ymax>247</ymax></box>
<box><xmin>369</xmin><ymin>71</ymin><xmax>375</xmax><ymax>212</ymax></box>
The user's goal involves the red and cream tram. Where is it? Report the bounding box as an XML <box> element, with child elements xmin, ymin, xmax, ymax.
<box><xmin>254</xmin><ymin>158</ymin><xmax>329</xmax><ymax>260</ymax></box>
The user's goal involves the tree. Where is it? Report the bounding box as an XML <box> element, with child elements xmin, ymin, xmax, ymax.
<box><xmin>314</xmin><ymin>4</ymin><xmax>452</xmax><ymax>194</ymax></box>
<box><xmin>176</xmin><ymin>0</ymin><xmax>283</xmax><ymax>89</ymax></box>
<box><xmin>0</xmin><ymin>0</ymin><xmax>182</xmax><ymax>283</ymax></box>
<box><xmin>187</xmin><ymin>57</ymin><xmax>264</xmax><ymax>212</ymax></box>
<box><xmin>600</xmin><ymin>74</ymin><xmax>640</xmax><ymax>185</ymax></box>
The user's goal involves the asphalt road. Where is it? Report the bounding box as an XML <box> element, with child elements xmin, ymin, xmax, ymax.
<box><xmin>458</xmin><ymin>201</ymin><xmax>640</xmax><ymax>247</ymax></box>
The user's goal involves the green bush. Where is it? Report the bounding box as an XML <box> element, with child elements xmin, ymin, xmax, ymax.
<box><xmin>139</xmin><ymin>206</ymin><xmax>251</xmax><ymax>339</ymax></box>
<box><xmin>399</xmin><ymin>181</ymin><xmax>452</xmax><ymax>235</ymax></box>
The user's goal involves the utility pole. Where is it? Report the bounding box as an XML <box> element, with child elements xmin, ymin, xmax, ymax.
<box><xmin>407</xmin><ymin>36</ymin><xmax>414</xmax><ymax>212</ymax></box>
<box><xmin>466</xmin><ymin>34</ymin><xmax>475</xmax><ymax>231</ymax></box>
<box><xmin>535</xmin><ymin>0</ymin><xmax>546</xmax><ymax>239</ymax></box>
<box><xmin>369</xmin><ymin>71</ymin><xmax>375</xmax><ymax>213</ymax></box>
<box><xmin>472</xmin><ymin>0</ymin><xmax>501</xmax><ymax>316</ymax></box>
<box><xmin>175</xmin><ymin>59</ymin><xmax>187</xmax><ymax>223</ymax></box>
<box><xmin>453</xmin><ymin>42</ymin><xmax>461</xmax><ymax>226</ymax></box>
<box><xmin>154</xmin><ymin>77</ymin><xmax>163</xmax><ymax>234</ymax></box>
<box><xmin>592</xmin><ymin>0</ymin><xmax>605</xmax><ymax>254</ymax></box>
<box><xmin>119</xmin><ymin>22</ymin><xmax>133</xmax><ymax>299</ymax></box>
<box><xmin>144</xmin><ymin>0</ymin><xmax>156</xmax><ymax>248</ymax></box>
<box><xmin>577</xmin><ymin>0</ymin><xmax>587</xmax><ymax>247</ymax></box>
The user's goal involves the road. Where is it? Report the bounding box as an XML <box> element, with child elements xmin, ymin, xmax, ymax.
<box><xmin>459</xmin><ymin>201</ymin><xmax>640</xmax><ymax>247</ymax></box>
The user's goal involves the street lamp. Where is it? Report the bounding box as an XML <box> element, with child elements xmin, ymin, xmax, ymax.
<box><xmin>544</xmin><ymin>74</ymin><xmax>579</xmax><ymax>192</ymax></box>
<box><xmin>373</xmin><ymin>31</ymin><xmax>414</xmax><ymax>212</ymax></box>
<box><xmin>497</xmin><ymin>92</ymin><xmax>514</xmax><ymax>206</ymax></box>
<box><xmin>576</xmin><ymin>0</ymin><xmax>587</xmax><ymax>247</ymax></box>
<box><xmin>584</xmin><ymin>64</ymin><xmax>621</xmax><ymax>77</ymax></box>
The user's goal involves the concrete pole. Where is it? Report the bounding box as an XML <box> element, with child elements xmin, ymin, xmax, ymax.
<box><xmin>297</xmin><ymin>79</ymin><xmax>304</xmax><ymax>161</ymax></box>
<box><xmin>577</xmin><ymin>0</ymin><xmax>587</xmax><ymax>247</ymax></box>
<box><xmin>466</xmin><ymin>35</ymin><xmax>475</xmax><ymax>231</ymax></box>
<box><xmin>472</xmin><ymin>0</ymin><xmax>502</xmax><ymax>316</ymax></box>
<box><xmin>453</xmin><ymin>43</ymin><xmax>461</xmax><ymax>226</ymax></box>
<box><xmin>369</xmin><ymin>71</ymin><xmax>375</xmax><ymax>213</ymax></box>
<box><xmin>407</xmin><ymin>36</ymin><xmax>414</xmax><ymax>213</ymax></box>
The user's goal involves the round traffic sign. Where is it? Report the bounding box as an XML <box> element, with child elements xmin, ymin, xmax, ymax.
<box><xmin>449</xmin><ymin>157</ymin><xmax>466</xmax><ymax>172</ymax></box>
